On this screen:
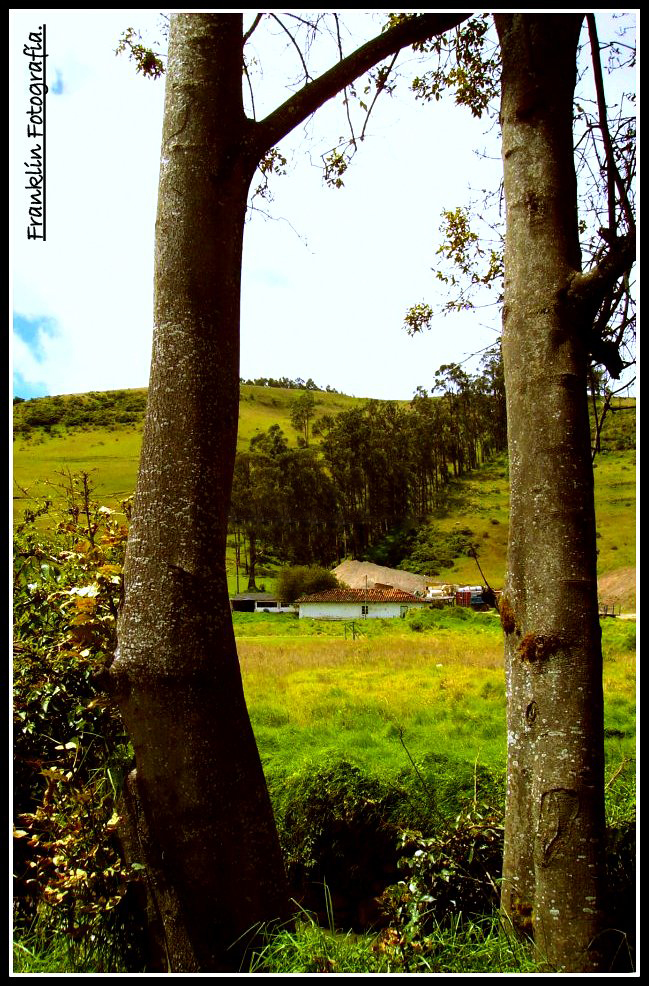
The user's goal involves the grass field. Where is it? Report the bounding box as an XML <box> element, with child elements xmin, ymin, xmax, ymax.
<box><xmin>234</xmin><ymin>609</ymin><xmax>636</xmax><ymax>826</ymax></box>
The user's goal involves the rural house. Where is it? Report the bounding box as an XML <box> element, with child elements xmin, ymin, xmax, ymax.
<box><xmin>296</xmin><ymin>587</ymin><xmax>429</xmax><ymax>620</ymax></box>
<box><xmin>230</xmin><ymin>592</ymin><xmax>295</xmax><ymax>614</ymax></box>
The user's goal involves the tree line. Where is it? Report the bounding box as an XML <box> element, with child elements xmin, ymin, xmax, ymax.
<box><xmin>239</xmin><ymin>375</ymin><xmax>342</xmax><ymax>393</ymax></box>
<box><xmin>229</xmin><ymin>346</ymin><xmax>507</xmax><ymax>584</ymax></box>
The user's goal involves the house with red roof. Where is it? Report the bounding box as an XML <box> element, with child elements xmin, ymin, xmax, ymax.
<box><xmin>295</xmin><ymin>586</ymin><xmax>429</xmax><ymax>621</ymax></box>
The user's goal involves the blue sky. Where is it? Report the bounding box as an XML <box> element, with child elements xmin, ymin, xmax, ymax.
<box><xmin>12</xmin><ymin>315</ymin><xmax>60</xmax><ymax>398</ymax></box>
<box><xmin>10</xmin><ymin>10</ymin><xmax>636</xmax><ymax>402</ymax></box>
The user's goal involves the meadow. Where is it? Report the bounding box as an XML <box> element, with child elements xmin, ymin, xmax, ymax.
<box><xmin>235</xmin><ymin>609</ymin><xmax>636</xmax><ymax>817</ymax></box>
<box><xmin>12</xmin><ymin>388</ymin><xmax>636</xmax><ymax>972</ymax></box>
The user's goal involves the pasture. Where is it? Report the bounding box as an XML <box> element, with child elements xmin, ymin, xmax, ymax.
<box><xmin>236</xmin><ymin>609</ymin><xmax>636</xmax><ymax>823</ymax></box>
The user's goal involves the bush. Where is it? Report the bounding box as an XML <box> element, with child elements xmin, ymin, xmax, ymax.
<box><xmin>13</xmin><ymin>477</ymin><xmax>144</xmax><ymax>970</ymax></box>
<box><xmin>380</xmin><ymin>804</ymin><xmax>504</xmax><ymax>928</ymax></box>
<box><xmin>398</xmin><ymin>524</ymin><xmax>475</xmax><ymax>576</ymax></box>
<box><xmin>276</xmin><ymin>565</ymin><xmax>343</xmax><ymax>605</ymax></box>
<box><xmin>269</xmin><ymin>760</ymin><xmax>405</xmax><ymax>929</ymax></box>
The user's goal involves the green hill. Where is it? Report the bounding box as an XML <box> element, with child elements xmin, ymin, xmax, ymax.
<box><xmin>12</xmin><ymin>384</ymin><xmax>356</xmax><ymax>509</ymax></box>
<box><xmin>12</xmin><ymin>387</ymin><xmax>636</xmax><ymax>609</ymax></box>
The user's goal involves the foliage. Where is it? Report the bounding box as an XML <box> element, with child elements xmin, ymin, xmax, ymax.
<box><xmin>115</xmin><ymin>25</ymin><xmax>166</xmax><ymax>78</ymax></box>
<box><xmin>397</xmin><ymin>522</ymin><xmax>475</xmax><ymax>575</ymax></box>
<box><xmin>230</xmin><ymin>438</ymin><xmax>341</xmax><ymax>580</ymax></box>
<box><xmin>240</xmin><ymin>375</ymin><xmax>336</xmax><ymax>392</ymax></box>
<box><xmin>313</xmin><ymin>354</ymin><xmax>507</xmax><ymax>561</ymax></box>
<box><xmin>379</xmin><ymin>804</ymin><xmax>504</xmax><ymax>939</ymax></box>
<box><xmin>13</xmin><ymin>389</ymin><xmax>148</xmax><ymax>437</ymax></box>
<box><xmin>13</xmin><ymin>475</ymin><xmax>142</xmax><ymax>970</ymax></box>
<box><xmin>269</xmin><ymin>760</ymin><xmax>405</xmax><ymax>926</ymax></box>
<box><xmin>276</xmin><ymin>565</ymin><xmax>342</xmax><ymax>605</ymax></box>
<box><xmin>289</xmin><ymin>390</ymin><xmax>316</xmax><ymax>446</ymax></box>
<box><xmin>406</xmin><ymin>13</ymin><xmax>501</xmax><ymax>118</ymax></box>
<box><xmin>372</xmin><ymin>912</ymin><xmax>538</xmax><ymax>974</ymax></box>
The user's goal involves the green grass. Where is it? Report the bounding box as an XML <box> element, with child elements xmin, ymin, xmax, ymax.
<box><xmin>234</xmin><ymin>610</ymin><xmax>636</xmax><ymax>820</ymax></box>
<box><xmin>247</xmin><ymin>911</ymin><xmax>540</xmax><ymax>974</ymax></box>
<box><xmin>13</xmin><ymin>610</ymin><xmax>634</xmax><ymax>974</ymax></box>
<box><xmin>12</xmin><ymin>926</ymin><xmax>136</xmax><ymax>974</ymax></box>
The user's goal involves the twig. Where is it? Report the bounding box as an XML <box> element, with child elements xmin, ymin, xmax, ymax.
<box><xmin>605</xmin><ymin>757</ymin><xmax>632</xmax><ymax>791</ymax></box>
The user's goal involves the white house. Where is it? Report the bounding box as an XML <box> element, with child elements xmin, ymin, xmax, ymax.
<box><xmin>230</xmin><ymin>592</ymin><xmax>295</xmax><ymax>614</ymax></box>
<box><xmin>296</xmin><ymin>587</ymin><xmax>429</xmax><ymax>620</ymax></box>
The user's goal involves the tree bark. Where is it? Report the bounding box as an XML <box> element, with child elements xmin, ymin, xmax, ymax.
<box><xmin>494</xmin><ymin>13</ymin><xmax>611</xmax><ymax>972</ymax></box>
<box><xmin>110</xmin><ymin>10</ymin><xmax>473</xmax><ymax>972</ymax></box>
<box><xmin>110</xmin><ymin>15</ymin><xmax>287</xmax><ymax>971</ymax></box>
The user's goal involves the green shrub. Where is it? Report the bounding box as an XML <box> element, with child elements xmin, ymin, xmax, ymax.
<box><xmin>276</xmin><ymin>565</ymin><xmax>342</xmax><ymax>605</ymax></box>
<box><xmin>269</xmin><ymin>759</ymin><xmax>410</xmax><ymax>929</ymax></box>
<box><xmin>398</xmin><ymin>524</ymin><xmax>475</xmax><ymax>576</ymax></box>
<box><xmin>379</xmin><ymin>804</ymin><xmax>504</xmax><ymax>935</ymax></box>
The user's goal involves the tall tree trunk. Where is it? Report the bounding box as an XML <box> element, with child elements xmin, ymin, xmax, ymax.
<box><xmin>108</xmin><ymin>10</ymin><xmax>473</xmax><ymax>971</ymax></box>
<box><xmin>494</xmin><ymin>13</ymin><xmax>609</xmax><ymax>972</ymax></box>
<box><xmin>110</xmin><ymin>15</ymin><xmax>288</xmax><ymax>971</ymax></box>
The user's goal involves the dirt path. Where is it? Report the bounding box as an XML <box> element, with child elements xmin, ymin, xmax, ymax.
<box><xmin>598</xmin><ymin>566</ymin><xmax>636</xmax><ymax>614</ymax></box>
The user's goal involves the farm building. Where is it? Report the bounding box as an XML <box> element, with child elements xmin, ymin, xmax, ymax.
<box><xmin>230</xmin><ymin>592</ymin><xmax>295</xmax><ymax>614</ymax></box>
<box><xmin>296</xmin><ymin>587</ymin><xmax>429</xmax><ymax>620</ymax></box>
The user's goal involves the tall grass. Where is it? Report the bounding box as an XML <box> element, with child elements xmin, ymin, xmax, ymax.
<box><xmin>247</xmin><ymin>910</ymin><xmax>540</xmax><ymax>974</ymax></box>
<box><xmin>236</xmin><ymin>610</ymin><xmax>636</xmax><ymax>819</ymax></box>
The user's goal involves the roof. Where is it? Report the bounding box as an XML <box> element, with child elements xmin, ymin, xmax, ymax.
<box><xmin>296</xmin><ymin>587</ymin><xmax>425</xmax><ymax>604</ymax></box>
<box><xmin>231</xmin><ymin>592</ymin><xmax>277</xmax><ymax>601</ymax></box>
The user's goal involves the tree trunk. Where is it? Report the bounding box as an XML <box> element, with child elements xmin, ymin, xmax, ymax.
<box><xmin>110</xmin><ymin>15</ymin><xmax>288</xmax><ymax>971</ymax></box>
<box><xmin>108</xmin><ymin>9</ymin><xmax>475</xmax><ymax>971</ymax></box>
<box><xmin>246</xmin><ymin>530</ymin><xmax>259</xmax><ymax>591</ymax></box>
<box><xmin>495</xmin><ymin>13</ymin><xmax>609</xmax><ymax>972</ymax></box>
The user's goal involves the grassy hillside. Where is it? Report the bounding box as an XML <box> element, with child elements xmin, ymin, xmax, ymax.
<box><xmin>12</xmin><ymin>384</ymin><xmax>359</xmax><ymax>513</ymax></box>
<box><xmin>12</xmin><ymin>388</ymin><xmax>636</xmax><ymax>608</ymax></box>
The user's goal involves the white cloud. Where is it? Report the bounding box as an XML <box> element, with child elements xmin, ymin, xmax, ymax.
<box><xmin>11</xmin><ymin>10</ymin><xmax>164</xmax><ymax>396</ymax></box>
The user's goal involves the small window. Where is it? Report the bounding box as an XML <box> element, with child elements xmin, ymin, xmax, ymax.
<box><xmin>361</xmin><ymin>604</ymin><xmax>369</xmax><ymax>616</ymax></box>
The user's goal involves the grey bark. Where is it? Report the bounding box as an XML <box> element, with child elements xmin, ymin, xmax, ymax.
<box><xmin>494</xmin><ymin>13</ymin><xmax>633</xmax><ymax>972</ymax></box>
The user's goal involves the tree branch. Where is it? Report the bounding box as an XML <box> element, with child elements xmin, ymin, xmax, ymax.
<box><xmin>359</xmin><ymin>52</ymin><xmax>400</xmax><ymax>142</ymax></box>
<box><xmin>568</xmin><ymin>231</ymin><xmax>636</xmax><ymax>310</ymax></box>
<box><xmin>269</xmin><ymin>12</ymin><xmax>314</xmax><ymax>83</ymax></box>
<box><xmin>586</xmin><ymin>14</ymin><xmax>635</xmax><ymax>234</ymax></box>
<box><xmin>242</xmin><ymin>13</ymin><xmax>264</xmax><ymax>47</ymax></box>
<box><xmin>252</xmin><ymin>13</ymin><xmax>472</xmax><ymax>155</ymax></box>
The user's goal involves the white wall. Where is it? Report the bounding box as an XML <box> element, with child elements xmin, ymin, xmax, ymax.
<box><xmin>298</xmin><ymin>601</ymin><xmax>425</xmax><ymax>620</ymax></box>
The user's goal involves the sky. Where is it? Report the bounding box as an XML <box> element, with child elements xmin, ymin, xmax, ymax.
<box><xmin>10</xmin><ymin>10</ymin><xmax>637</xmax><ymax>403</ymax></box>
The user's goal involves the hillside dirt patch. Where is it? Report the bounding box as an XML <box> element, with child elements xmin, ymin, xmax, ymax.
<box><xmin>335</xmin><ymin>561</ymin><xmax>637</xmax><ymax>616</ymax></box>
<box><xmin>598</xmin><ymin>566</ymin><xmax>636</xmax><ymax>614</ymax></box>
<box><xmin>333</xmin><ymin>561</ymin><xmax>429</xmax><ymax>595</ymax></box>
